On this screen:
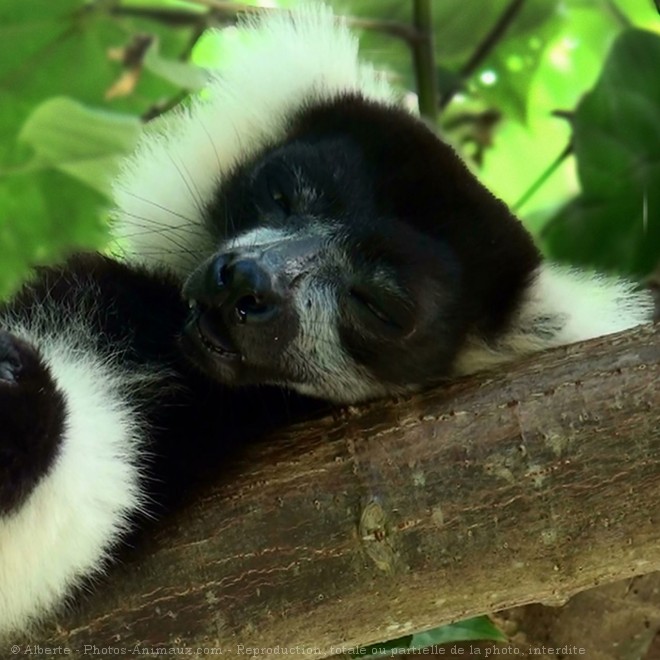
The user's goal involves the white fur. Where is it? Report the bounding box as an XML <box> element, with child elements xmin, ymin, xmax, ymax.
<box><xmin>455</xmin><ymin>263</ymin><xmax>654</xmax><ymax>375</ymax></box>
<box><xmin>288</xmin><ymin>276</ymin><xmax>390</xmax><ymax>403</ymax></box>
<box><xmin>111</xmin><ymin>4</ymin><xmax>395</xmax><ymax>274</ymax></box>
<box><xmin>0</xmin><ymin>324</ymin><xmax>148</xmax><ymax>636</ymax></box>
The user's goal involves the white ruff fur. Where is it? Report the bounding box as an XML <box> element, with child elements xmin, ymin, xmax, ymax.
<box><xmin>111</xmin><ymin>5</ymin><xmax>394</xmax><ymax>274</ymax></box>
<box><xmin>0</xmin><ymin>330</ymin><xmax>145</xmax><ymax>636</ymax></box>
<box><xmin>455</xmin><ymin>264</ymin><xmax>654</xmax><ymax>374</ymax></box>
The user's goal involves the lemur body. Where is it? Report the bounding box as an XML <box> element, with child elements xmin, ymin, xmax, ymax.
<box><xmin>0</xmin><ymin>6</ymin><xmax>652</xmax><ymax>636</ymax></box>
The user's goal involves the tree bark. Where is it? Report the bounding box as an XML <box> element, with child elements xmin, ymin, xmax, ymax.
<box><xmin>29</xmin><ymin>325</ymin><xmax>660</xmax><ymax>657</ymax></box>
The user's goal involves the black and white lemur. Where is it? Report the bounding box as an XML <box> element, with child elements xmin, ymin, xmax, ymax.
<box><xmin>0</xmin><ymin>5</ymin><xmax>653</xmax><ymax>637</ymax></box>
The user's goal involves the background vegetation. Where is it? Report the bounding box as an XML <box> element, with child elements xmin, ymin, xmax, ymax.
<box><xmin>1</xmin><ymin>0</ymin><xmax>658</xmax><ymax>302</ymax></box>
<box><xmin>1</xmin><ymin>0</ymin><xmax>658</xmax><ymax>652</ymax></box>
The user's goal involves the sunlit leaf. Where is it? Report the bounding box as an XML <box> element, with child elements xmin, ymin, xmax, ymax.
<box><xmin>18</xmin><ymin>97</ymin><xmax>141</xmax><ymax>196</ymax></box>
<box><xmin>542</xmin><ymin>29</ymin><xmax>660</xmax><ymax>275</ymax></box>
<box><xmin>144</xmin><ymin>40</ymin><xmax>210</xmax><ymax>90</ymax></box>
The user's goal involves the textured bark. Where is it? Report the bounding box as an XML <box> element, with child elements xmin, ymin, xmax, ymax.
<box><xmin>30</xmin><ymin>325</ymin><xmax>660</xmax><ymax>657</ymax></box>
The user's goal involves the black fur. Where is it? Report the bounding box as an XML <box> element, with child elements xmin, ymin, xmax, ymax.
<box><xmin>286</xmin><ymin>95</ymin><xmax>541</xmax><ymax>337</ymax></box>
<box><xmin>0</xmin><ymin>331</ymin><xmax>64</xmax><ymax>514</ymax></box>
<box><xmin>202</xmin><ymin>94</ymin><xmax>542</xmax><ymax>392</ymax></box>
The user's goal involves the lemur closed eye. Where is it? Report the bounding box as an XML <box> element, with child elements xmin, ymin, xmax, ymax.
<box><xmin>0</xmin><ymin>5</ymin><xmax>652</xmax><ymax>637</ymax></box>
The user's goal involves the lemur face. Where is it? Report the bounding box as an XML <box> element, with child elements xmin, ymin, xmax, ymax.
<box><xmin>182</xmin><ymin>96</ymin><xmax>541</xmax><ymax>402</ymax></box>
<box><xmin>183</xmin><ymin>138</ymin><xmax>460</xmax><ymax>402</ymax></box>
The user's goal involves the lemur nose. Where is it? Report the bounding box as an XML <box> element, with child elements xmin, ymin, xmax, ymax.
<box><xmin>207</xmin><ymin>254</ymin><xmax>278</xmax><ymax>324</ymax></box>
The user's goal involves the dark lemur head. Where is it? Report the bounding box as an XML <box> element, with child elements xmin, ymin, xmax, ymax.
<box><xmin>182</xmin><ymin>94</ymin><xmax>541</xmax><ymax>402</ymax></box>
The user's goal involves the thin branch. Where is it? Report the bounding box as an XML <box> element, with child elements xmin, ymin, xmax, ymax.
<box><xmin>411</xmin><ymin>0</ymin><xmax>439</xmax><ymax>123</ymax></box>
<box><xmin>185</xmin><ymin>0</ymin><xmax>262</xmax><ymax>19</ymax></box>
<box><xmin>342</xmin><ymin>16</ymin><xmax>423</xmax><ymax>46</ymax></box>
<box><xmin>106</xmin><ymin>0</ymin><xmax>262</xmax><ymax>29</ymax></box>
<box><xmin>108</xmin><ymin>0</ymin><xmax>425</xmax><ymax>44</ymax></box>
<box><xmin>107</xmin><ymin>4</ymin><xmax>210</xmax><ymax>27</ymax></box>
<box><xmin>440</xmin><ymin>0</ymin><xmax>527</xmax><ymax>108</ymax></box>
<box><xmin>513</xmin><ymin>142</ymin><xmax>573</xmax><ymax>212</ymax></box>
<box><xmin>191</xmin><ymin>1</ymin><xmax>426</xmax><ymax>44</ymax></box>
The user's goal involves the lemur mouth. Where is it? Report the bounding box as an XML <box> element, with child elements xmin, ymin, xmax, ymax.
<box><xmin>184</xmin><ymin>303</ymin><xmax>240</xmax><ymax>360</ymax></box>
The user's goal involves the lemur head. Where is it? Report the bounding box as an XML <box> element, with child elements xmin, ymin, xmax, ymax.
<box><xmin>114</xmin><ymin>6</ymin><xmax>651</xmax><ymax>403</ymax></box>
<box><xmin>181</xmin><ymin>95</ymin><xmax>540</xmax><ymax>402</ymax></box>
<box><xmin>112</xmin><ymin>6</ymin><xmax>554</xmax><ymax>403</ymax></box>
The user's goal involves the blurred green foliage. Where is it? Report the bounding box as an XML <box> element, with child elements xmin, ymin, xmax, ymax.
<box><xmin>0</xmin><ymin>0</ymin><xmax>658</xmax><ymax>302</ymax></box>
<box><xmin>542</xmin><ymin>28</ymin><xmax>660</xmax><ymax>274</ymax></box>
<box><xmin>0</xmin><ymin>0</ymin><xmax>194</xmax><ymax>296</ymax></box>
<box><xmin>1</xmin><ymin>0</ymin><xmax>658</xmax><ymax>648</ymax></box>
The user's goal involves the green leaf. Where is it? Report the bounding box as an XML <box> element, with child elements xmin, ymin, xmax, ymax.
<box><xmin>574</xmin><ymin>29</ymin><xmax>660</xmax><ymax>192</ymax></box>
<box><xmin>353</xmin><ymin>616</ymin><xmax>506</xmax><ymax>658</ymax></box>
<box><xmin>18</xmin><ymin>97</ymin><xmax>141</xmax><ymax>196</ymax></box>
<box><xmin>474</xmin><ymin>0</ymin><xmax>561</xmax><ymax>123</ymax></box>
<box><xmin>541</xmin><ymin>194</ymin><xmax>654</xmax><ymax>270</ymax></box>
<box><xmin>0</xmin><ymin>170</ymin><xmax>108</xmax><ymax>299</ymax></box>
<box><xmin>542</xmin><ymin>29</ymin><xmax>660</xmax><ymax>275</ymax></box>
<box><xmin>144</xmin><ymin>40</ymin><xmax>210</xmax><ymax>90</ymax></box>
<box><xmin>410</xmin><ymin>616</ymin><xmax>507</xmax><ymax>647</ymax></box>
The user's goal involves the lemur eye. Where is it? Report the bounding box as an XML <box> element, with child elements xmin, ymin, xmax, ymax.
<box><xmin>348</xmin><ymin>286</ymin><xmax>415</xmax><ymax>336</ymax></box>
<box><xmin>349</xmin><ymin>288</ymin><xmax>392</xmax><ymax>326</ymax></box>
<box><xmin>269</xmin><ymin>183</ymin><xmax>292</xmax><ymax>214</ymax></box>
<box><xmin>261</xmin><ymin>164</ymin><xmax>296</xmax><ymax>215</ymax></box>
<box><xmin>347</xmin><ymin>283</ymin><xmax>416</xmax><ymax>336</ymax></box>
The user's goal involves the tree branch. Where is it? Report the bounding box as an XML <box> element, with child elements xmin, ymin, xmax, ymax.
<box><xmin>108</xmin><ymin>2</ymin><xmax>424</xmax><ymax>46</ymax></box>
<box><xmin>411</xmin><ymin>0</ymin><xmax>439</xmax><ymax>122</ymax></box>
<box><xmin>27</xmin><ymin>324</ymin><xmax>660</xmax><ymax>657</ymax></box>
<box><xmin>440</xmin><ymin>0</ymin><xmax>527</xmax><ymax>108</ymax></box>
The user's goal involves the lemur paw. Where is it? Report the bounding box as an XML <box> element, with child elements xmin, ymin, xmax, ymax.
<box><xmin>0</xmin><ymin>330</ymin><xmax>65</xmax><ymax>515</ymax></box>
